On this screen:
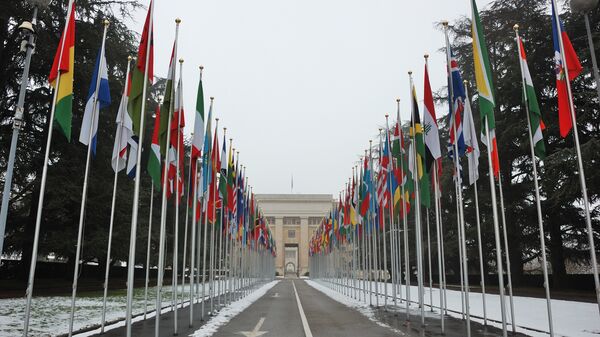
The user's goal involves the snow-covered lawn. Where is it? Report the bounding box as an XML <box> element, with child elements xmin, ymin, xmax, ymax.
<box><xmin>307</xmin><ymin>279</ymin><xmax>600</xmax><ymax>337</ymax></box>
<box><xmin>191</xmin><ymin>280</ymin><xmax>280</xmax><ymax>337</ymax></box>
<box><xmin>0</xmin><ymin>281</ymin><xmax>228</xmax><ymax>337</ymax></box>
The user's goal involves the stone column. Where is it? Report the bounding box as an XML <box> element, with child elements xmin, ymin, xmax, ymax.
<box><xmin>300</xmin><ymin>217</ymin><xmax>309</xmax><ymax>275</ymax></box>
<box><xmin>275</xmin><ymin>216</ymin><xmax>284</xmax><ymax>275</ymax></box>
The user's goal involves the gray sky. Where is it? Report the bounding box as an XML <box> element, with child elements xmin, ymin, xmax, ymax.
<box><xmin>133</xmin><ymin>0</ymin><xmax>492</xmax><ymax>195</ymax></box>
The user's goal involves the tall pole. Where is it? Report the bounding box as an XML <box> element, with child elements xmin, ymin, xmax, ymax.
<box><xmin>514</xmin><ymin>25</ymin><xmax>554</xmax><ymax>336</ymax></box>
<box><xmin>0</xmin><ymin>4</ymin><xmax>41</xmax><ymax>262</ymax></box>
<box><xmin>23</xmin><ymin>2</ymin><xmax>74</xmax><ymax>334</ymax></box>
<box><xmin>101</xmin><ymin>54</ymin><xmax>132</xmax><ymax>332</ymax></box>
<box><xmin>155</xmin><ymin>18</ymin><xmax>179</xmax><ymax>337</ymax></box>
<box><xmin>409</xmin><ymin>71</ymin><xmax>426</xmax><ymax>326</ymax></box>
<box><xmin>189</xmin><ymin>158</ymin><xmax>200</xmax><ymax>327</ymax></box>
<box><xmin>552</xmin><ymin>0</ymin><xmax>600</xmax><ymax>314</ymax></box>
<box><xmin>396</xmin><ymin>104</ymin><xmax>411</xmax><ymax>320</ymax></box>
<box><xmin>584</xmin><ymin>13</ymin><xmax>600</xmax><ymax>103</ymax></box>
<box><xmin>125</xmin><ymin>2</ymin><xmax>155</xmax><ymax>334</ymax></box>
<box><xmin>144</xmin><ymin>184</ymin><xmax>155</xmax><ymax>320</ymax></box>
<box><xmin>68</xmin><ymin>21</ymin><xmax>110</xmax><ymax>337</ymax></box>
<box><xmin>432</xmin><ymin>167</ymin><xmax>445</xmax><ymax>332</ymax></box>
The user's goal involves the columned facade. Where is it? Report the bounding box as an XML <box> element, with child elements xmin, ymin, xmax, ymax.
<box><xmin>255</xmin><ymin>194</ymin><xmax>333</xmax><ymax>276</ymax></box>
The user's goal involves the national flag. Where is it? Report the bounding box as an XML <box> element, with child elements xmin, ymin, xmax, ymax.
<box><xmin>202</xmin><ymin>100</ymin><xmax>214</xmax><ymax>196</ymax></box>
<box><xmin>207</xmin><ymin>128</ymin><xmax>220</xmax><ymax>224</ymax></box>
<box><xmin>49</xmin><ymin>0</ymin><xmax>76</xmax><ymax>141</ymax></box>
<box><xmin>447</xmin><ymin>46</ymin><xmax>467</xmax><ymax>159</ymax></box>
<box><xmin>359</xmin><ymin>156</ymin><xmax>371</xmax><ymax>217</ymax></box>
<box><xmin>147</xmin><ymin>106</ymin><xmax>162</xmax><ymax>188</ymax></box>
<box><xmin>167</xmin><ymin>76</ymin><xmax>185</xmax><ymax>200</ymax></box>
<box><xmin>160</xmin><ymin>45</ymin><xmax>176</xmax><ymax>155</ymax></box>
<box><xmin>111</xmin><ymin>63</ymin><xmax>134</xmax><ymax>172</ymax></box>
<box><xmin>127</xmin><ymin>0</ymin><xmax>154</xmax><ymax>136</ymax></box>
<box><xmin>518</xmin><ymin>35</ymin><xmax>546</xmax><ymax>159</ymax></box>
<box><xmin>218</xmin><ymin>134</ymin><xmax>228</xmax><ymax>207</ymax></box>
<box><xmin>551</xmin><ymin>1</ymin><xmax>582</xmax><ymax>138</ymax></box>
<box><xmin>376</xmin><ymin>140</ymin><xmax>390</xmax><ymax>210</ymax></box>
<box><xmin>190</xmin><ymin>73</ymin><xmax>205</xmax><ymax>199</ymax></box>
<box><xmin>391</xmin><ymin>121</ymin><xmax>411</xmax><ymax>214</ymax></box>
<box><xmin>463</xmin><ymin>88</ymin><xmax>480</xmax><ymax>185</ymax></box>
<box><xmin>423</xmin><ymin>59</ymin><xmax>441</xmax><ymax>174</ymax></box>
<box><xmin>410</xmin><ymin>83</ymin><xmax>430</xmax><ymax>208</ymax></box>
<box><xmin>471</xmin><ymin>0</ymin><xmax>500</xmax><ymax>178</ymax></box>
<box><xmin>79</xmin><ymin>42</ymin><xmax>111</xmax><ymax>155</ymax></box>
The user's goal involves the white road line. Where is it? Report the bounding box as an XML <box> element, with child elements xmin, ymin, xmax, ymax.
<box><xmin>292</xmin><ymin>281</ymin><xmax>314</xmax><ymax>337</ymax></box>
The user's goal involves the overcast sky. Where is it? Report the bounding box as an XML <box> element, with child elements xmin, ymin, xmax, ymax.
<box><xmin>131</xmin><ymin>0</ymin><xmax>493</xmax><ymax>195</ymax></box>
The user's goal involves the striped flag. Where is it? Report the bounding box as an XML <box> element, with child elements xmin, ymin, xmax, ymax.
<box><xmin>447</xmin><ymin>48</ymin><xmax>467</xmax><ymax>159</ymax></box>
<box><xmin>471</xmin><ymin>0</ymin><xmax>500</xmax><ymax>178</ymax></box>
<box><xmin>190</xmin><ymin>72</ymin><xmax>205</xmax><ymax>199</ymax></box>
<box><xmin>463</xmin><ymin>88</ymin><xmax>480</xmax><ymax>185</ymax></box>
<box><xmin>79</xmin><ymin>41</ymin><xmax>111</xmax><ymax>155</ymax></box>
<box><xmin>111</xmin><ymin>64</ymin><xmax>134</xmax><ymax>172</ymax></box>
<box><xmin>423</xmin><ymin>59</ymin><xmax>441</xmax><ymax>174</ymax></box>
<box><xmin>160</xmin><ymin>45</ymin><xmax>176</xmax><ymax>155</ymax></box>
<box><xmin>410</xmin><ymin>83</ymin><xmax>430</xmax><ymax>208</ymax></box>
<box><xmin>147</xmin><ymin>106</ymin><xmax>162</xmax><ymax>188</ymax></box>
<box><xmin>49</xmin><ymin>0</ymin><xmax>75</xmax><ymax>141</ymax></box>
<box><xmin>518</xmin><ymin>35</ymin><xmax>546</xmax><ymax>159</ymax></box>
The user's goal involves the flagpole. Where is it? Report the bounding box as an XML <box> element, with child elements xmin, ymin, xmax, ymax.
<box><xmin>154</xmin><ymin>19</ymin><xmax>179</xmax><ymax>336</ymax></box>
<box><xmin>189</xmin><ymin>157</ymin><xmax>200</xmax><ymax>326</ymax></box>
<box><xmin>67</xmin><ymin>21</ymin><xmax>109</xmax><ymax>337</ymax></box>
<box><xmin>551</xmin><ymin>0</ymin><xmax>600</xmax><ymax>314</ymax></box>
<box><xmin>182</xmin><ymin>136</ymin><xmax>195</xmax><ymax>311</ymax></box>
<box><xmin>23</xmin><ymin>1</ymin><xmax>74</xmax><ymax>334</ymax></box>
<box><xmin>513</xmin><ymin>25</ymin><xmax>555</xmax><ymax>336</ymax></box>
<box><xmin>209</xmin><ymin>119</ymin><xmax>220</xmax><ymax>314</ymax></box>
<box><xmin>100</xmin><ymin>54</ymin><xmax>132</xmax><ymax>332</ymax></box>
<box><xmin>125</xmin><ymin>0</ymin><xmax>155</xmax><ymax>332</ymax></box>
<box><xmin>144</xmin><ymin>184</ymin><xmax>155</xmax><ymax>319</ymax></box>
<box><xmin>396</xmin><ymin>103</ymin><xmax>411</xmax><ymax>320</ymax></box>
<box><xmin>442</xmin><ymin>22</ymin><xmax>473</xmax><ymax>334</ymax></box>
<box><xmin>432</xmin><ymin>165</ymin><xmax>445</xmax><ymax>332</ymax></box>
<box><xmin>385</xmin><ymin>115</ymin><xmax>396</xmax><ymax>310</ymax></box>
<box><xmin>409</xmin><ymin>71</ymin><xmax>426</xmax><ymax>326</ymax></box>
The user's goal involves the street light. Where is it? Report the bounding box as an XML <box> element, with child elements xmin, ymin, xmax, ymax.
<box><xmin>0</xmin><ymin>0</ymin><xmax>51</xmax><ymax>264</ymax></box>
<box><xmin>571</xmin><ymin>0</ymin><xmax>600</xmax><ymax>102</ymax></box>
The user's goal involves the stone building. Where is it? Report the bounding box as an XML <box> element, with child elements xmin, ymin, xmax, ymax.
<box><xmin>255</xmin><ymin>194</ymin><xmax>333</xmax><ymax>276</ymax></box>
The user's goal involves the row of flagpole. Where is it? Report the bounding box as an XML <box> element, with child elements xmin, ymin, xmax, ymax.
<box><xmin>19</xmin><ymin>1</ymin><xmax>277</xmax><ymax>337</ymax></box>
<box><xmin>309</xmin><ymin>1</ymin><xmax>600</xmax><ymax>337</ymax></box>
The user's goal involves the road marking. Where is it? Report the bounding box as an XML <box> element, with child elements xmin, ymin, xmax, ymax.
<box><xmin>271</xmin><ymin>292</ymin><xmax>279</xmax><ymax>298</ymax></box>
<box><xmin>237</xmin><ymin>317</ymin><xmax>268</xmax><ymax>337</ymax></box>
<box><xmin>292</xmin><ymin>281</ymin><xmax>314</xmax><ymax>337</ymax></box>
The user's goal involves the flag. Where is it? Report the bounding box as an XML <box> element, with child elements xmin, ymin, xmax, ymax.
<box><xmin>126</xmin><ymin>1</ymin><xmax>154</xmax><ymax>178</ymax></box>
<box><xmin>111</xmin><ymin>64</ymin><xmax>134</xmax><ymax>172</ymax></box>
<box><xmin>79</xmin><ymin>43</ymin><xmax>111</xmax><ymax>155</ymax></box>
<box><xmin>167</xmin><ymin>76</ymin><xmax>185</xmax><ymax>200</ymax></box>
<box><xmin>359</xmin><ymin>156</ymin><xmax>371</xmax><ymax>217</ymax></box>
<box><xmin>447</xmin><ymin>48</ymin><xmax>467</xmax><ymax>159</ymax></box>
<box><xmin>202</xmin><ymin>100</ymin><xmax>214</xmax><ymax>196</ymax></box>
<box><xmin>551</xmin><ymin>1</ymin><xmax>582</xmax><ymax>138</ymax></box>
<box><xmin>463</xmin><ymin>89</ymin><xmax>480</xmax><ymax>185</ymax></box>
<box><xmin>49</xmin><ymin>0</ymin><xmax>76</xmax><ymax>141</ymax></box>
<box><xmin>127</xmin><ymin>0</ymin><xmax>154</xmax><ymax>136</ymax></box>
<box><xmin>219</xmin><ymin>134</ymin><xmax>228</xmax><ymax>207</ymax></box>
<box><xmin>147</xmin><ymin>106</ymin><xmax>162</xmax><ymax>188</ymax></box>
<box><xmin>423</xmin><ymin>59</ymin><xmax>441</xmax><ymax>174</ymax></box>
<box><xmin>160</xmin><ymin>45</ymin><xmax>176</xmax><ymax>155</ymax></box>
<box><xmin>190</xmin><ymin>73</ymin><xmax>205</xmax><ymax>198</ymax></box>
<box><xmin>410</xmin><ymin>83</ymin><xmax>430</xmax><ymax>208</ymax></box>
<box><xmin>376</xmin><ymin>139</ymin><xmax>390</xmax><ymax>210</ymax></box>
<box><xmin>518</xmin><ymin>35</ymin><xmax>546</xmax><ymax>159</ymax></box>
<box><xmin>471</xmin><ymin>0</ymin><xmax>500</xmax><ymax>178</ymax></box>
<box><xmin>391</xmin><ymin>121</ymin><xmax>411</xmax><ymax>214</ymax></box>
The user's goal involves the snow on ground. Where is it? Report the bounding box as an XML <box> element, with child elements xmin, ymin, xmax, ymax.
<box><xmin>305</xmin><ymin>279</ymin><xmax>404</xmax><ymax>335</ymax></box>
<box><xmin>308</xmin><ymin>279</ymin><xmax>600</xmax><ymax>337</ymax></box>
<box><xmin>0</xmin><ymin>281</ymin><xmax>228</xmax><ymax>337</ymax></box>
<box><xmin>191</xmin><ymin>280</ymin><xmax>280</xmax><ymax>337</ymax></box>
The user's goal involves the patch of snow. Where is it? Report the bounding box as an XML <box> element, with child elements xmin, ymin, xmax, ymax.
<box><xmin>191</xmin><ymin>280</ymin><xmax>280</xmax><ymax>337</ymax></box>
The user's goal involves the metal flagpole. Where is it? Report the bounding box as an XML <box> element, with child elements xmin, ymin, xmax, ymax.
<box><xmin>443</xmin><ymin>22</ymin><xmax>471</xmax><ymax>333</ymax></box>
<box><xmin>497</xmin><ymin>175</ymin><xmax>516</xmax><ymax>333</ymax></box>
<box><xmin>181</xmin><ymin>138</ymin><xmax>195</xmax><ymax>310</ymax></box>
<box><xmin>552</xmin><ymin>0</ymin><xmax>600</xmax><ymax>315</ymax></box>
<box><xmin>144</xmin><ymin>184</ymin><xmax>155</xmax><ymax>320</ymax></box>
<box><xmin>0</xmin><ymin>3</ymin><xmax>44</xmax><ymax>263</ymax></box>
<box><xmin>171</xmin><ymin>58</ymin><xmax>186</xmax><ymax>335</ymax></box>
<box><xmin>189</xmin><ymin>158</ymin><xmax>200</xmax><ymax>327</ymax></box>
<box><xmin>384</xmin><ymin>117</ymin><xmax>396</xmax><ymax>309</ymax></box>
<box><xmin>155</xmin><ymin>18</ymin><xmax>179</xmax><ymax>337</ymax></box>
<box><xmin>583</xmin><ymin>11</ymin><xmax>600</xmax><ymax>103</ymax></box>
<box><xmin>409</xmin><ymin>71</ymin><xmax>425</xmax><ymax>326</ymax></box>
<box><xmin>68</xmin><ymin>21</ymin><xmax>109</xmax><ymax>336</ymax></box>
<box><xmin>396</xmin><ymin>107</ymin><xmax>411</xmax><ymax>320</ymax></box>
<box><xmin>425</xmin><ymin>209</ymin><xmax>433</xmax><ymax>311</ymax></box>
<box><xmin>22</xmin><ymin>1</ymin><xmax>73</xmax><ymax>334</ymax></box>
<box><xmin>101</xmin><ymin>54</ymin><xmax>132</xmax><ymax>331</ymax></box>
<box><xmin>381</xmin><ymin>128</ymin><xmax>389</xmax><ymax>309</ymax></box>
<box><xmin>514</xmin><ymin>24</ymin><xmax>554</xmax><ymax>336</ymax></box>
<box><xmin>433</xmin><ymin>166</ymin><xmax>445</xmax><ymax>332</ymax></box>
<box><xmin>126</xmin><ymin>3</ymin><xmax>155</xmax><ymax>333</ymax></box>
<box><xmin>209</xmin><ymin>121</ymin><xmax>220</xmax><ymax>313</ymax></box>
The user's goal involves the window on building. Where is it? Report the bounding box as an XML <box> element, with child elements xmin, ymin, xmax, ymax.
<box><xmin>288</xmin><ymin>230</ymin><xmax>296</xmax><ymax>238</ymax></box>
<box><xmin>308</xmin><ymin>217</ymin><xmax>322</xmax><ymax>225</ymax></box>
<box><xmin>285</xmin><ymin>250</ymin><xmax>296</xmax><ymax>259</ymax></box>
<box><xmin>283</xmin><ymin>217</ymin><xmax>300</xmax><ymax>225</ymax></box>
<box><xmin>266</xmin><ymin>217</ymin><xmax>276</xmax><ymax>225</ymax></box>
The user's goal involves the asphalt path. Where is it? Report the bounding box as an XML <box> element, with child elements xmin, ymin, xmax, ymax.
<box><xmin>212</xmin><ymin>278</ymin><xmax>397</xmax><ymax>337</ymax></box>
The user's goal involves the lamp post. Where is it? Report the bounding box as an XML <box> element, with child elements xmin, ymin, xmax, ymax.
<box><xmin>571</xmin><ymin>0</ymin><xmax>600</xmax><ymax>102</ymax></box>
<box><xmin>0</xmin><ymin>0</ymin><xmax>51</xmax><ymax>264</ymax></box>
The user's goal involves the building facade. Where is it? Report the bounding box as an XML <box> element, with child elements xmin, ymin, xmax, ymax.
<box><xmin>255</xmin><ymin>194</ymin><xmax>333</xmax><ymax>276</ymax></box>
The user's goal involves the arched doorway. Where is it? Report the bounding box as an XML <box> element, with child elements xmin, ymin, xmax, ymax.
<box><xmin>285</xmin><ymin>262</ymin><xmax>296</xmax><ymax>274</ymax></box>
